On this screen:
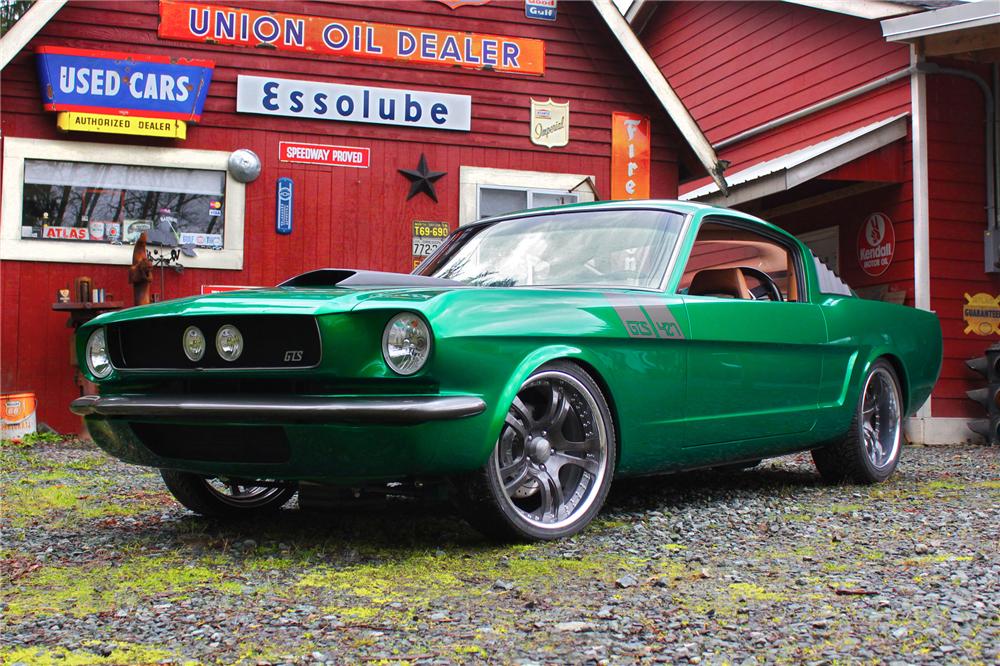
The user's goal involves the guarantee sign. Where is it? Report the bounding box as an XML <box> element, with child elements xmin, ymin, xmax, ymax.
<box><xmin>857</xmin><ymin>212</ymin><xmax>894</xmax><ymax>277</ymax></box>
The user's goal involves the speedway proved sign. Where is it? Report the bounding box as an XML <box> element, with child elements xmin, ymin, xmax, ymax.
<box><xmin>279</xmin><ymin>141</ymin><xmax>370</xmax><ymax>168</ymax></box>
<box><xmin>158</xmin><ymin>0</ymin><xmax>545</xmax><ymax>76</ymax></box>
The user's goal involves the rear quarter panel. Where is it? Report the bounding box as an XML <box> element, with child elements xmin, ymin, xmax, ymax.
<box><xmin>815</xmin><ymin>296</ymin><xmax>942</xmax><ymax>438</ymax></box>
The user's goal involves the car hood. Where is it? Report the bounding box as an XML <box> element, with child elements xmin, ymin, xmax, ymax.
<box><xmin>85</xmin><ymin>285</ymin><xmax>466</xmax><ymax>326</ymax></box>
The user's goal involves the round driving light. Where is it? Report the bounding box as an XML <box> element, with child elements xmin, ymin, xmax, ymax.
<box><xmin>382</xmin><ymin>313</ymin><xmax>431</xmax><ymax>376</ymax></box>
<box><xmin>215</xmin><ymin>324</ymin><xmax>244</xmax><ymax>362</ymax></box>
<box><xmin>182</xmin><ymin>326</ymin><xmax>206</xmax><ymax>362</ymax></box>
<box><xmin>86</xmin><ymin>328</ymin><xmax>113</xmax><ymax>379</ymax></box>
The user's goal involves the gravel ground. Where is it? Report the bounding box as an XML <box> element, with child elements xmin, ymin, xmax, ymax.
<box><xmin>1</xmin><ymin>439</ymin><xmax>997</xmax><ymax>665</ymax></box>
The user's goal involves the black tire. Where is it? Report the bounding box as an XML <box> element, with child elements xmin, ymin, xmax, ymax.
<box><xmin>812</xmin><ymin>359</ymin><xmax>903</xmax><ymax>484</ymax></box>
<box><xmin>458</xmin><ymin>361</ymin><xmax>616</xmax><ymax>541</ymax></box>
<box><xmin>160</xmin><ymin>470</ymin><xmax>296</xmax><ymax>518</ymax></box>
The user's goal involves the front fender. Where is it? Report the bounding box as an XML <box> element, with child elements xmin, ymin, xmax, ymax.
<box><xmin>490</xmin><ymin>344</ymin><xmax>593</xmax><ymax>441</ymax></box>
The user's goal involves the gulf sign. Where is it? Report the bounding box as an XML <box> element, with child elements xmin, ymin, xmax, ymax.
<box><xmin>35</xmin><ymin>46</ymin><xmax>214</xmax><ymax>121</ymax></box>
<box><xmin>280</xmin><ymin>141</ymin><xmax>370</xmax><ymax>168</ymax></box>
<box><xmin>158</xmin><ymin>0</ymin><xmax>544</xmax><ymax>76</ymax></box>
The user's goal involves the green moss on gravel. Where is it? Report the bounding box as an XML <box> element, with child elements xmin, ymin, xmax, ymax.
<box><xmin>1</xmin><ymin>476</ymin><xmax>170</xmax><ymax>528</ymax></box>
<box><xmin>0</xmin><ymin>641</ymin><xmax>189</xmax><ymax>665</ymax></box>
<box><xmin>4</xmin><ymin>554</ymin><xmax>240</xmax><ymax>618</ymax></box>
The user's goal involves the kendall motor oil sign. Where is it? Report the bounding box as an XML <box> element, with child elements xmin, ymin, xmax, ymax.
<box><xmin>35</xmin><ymin>46</ymin><xmax>214</xmax><ymax>121</ymax></box>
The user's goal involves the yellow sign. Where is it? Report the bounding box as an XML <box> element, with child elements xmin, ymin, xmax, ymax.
<box><xmin>964</xmin><ymin>292</ymin><xmax>1000</xmax><ymax>335</ymax></box>
<box><xmin>56</xmin><ymin>112</ymin><xmax>187</xmax><ymax>139</ymax></box>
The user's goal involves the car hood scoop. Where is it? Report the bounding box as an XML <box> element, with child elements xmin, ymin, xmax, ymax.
<box><xmin>279</xmin><ymin>268</ymin><xmax>462</xmax><ymax>289</ymax></box>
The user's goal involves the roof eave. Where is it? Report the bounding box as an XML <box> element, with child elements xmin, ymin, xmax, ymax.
<box><xmin>682</xmin><ymin>114</ymin><xmax>909</xmax><ymax>206</ymax></box>
<box><xmin>0</xmin><ymin>0</ymin><xmax>68</xmax><ymax>70</ymax></box>
<box><xmin>781</xmin><ymin>0</ymin><xmax>921</xmax><ymax>21</ymax></box>
<box><xmin>881</xmin><ymin>1</ymin><xmax>1000</xmax><ymax>42</ymax></box>
<box><xmin>591</xmin><ymin>0</ymin><xmax>729</xmax><ymax>195</ymax></box>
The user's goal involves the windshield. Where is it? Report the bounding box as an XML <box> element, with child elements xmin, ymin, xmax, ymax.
<box><xmin>418</xmin><ymin>209</ymin><xmax>685</xmax><ymax>288</ymax></box>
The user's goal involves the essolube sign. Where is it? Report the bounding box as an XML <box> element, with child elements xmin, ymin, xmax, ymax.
<box><xmin>236</xmin><ymin>75</ymin><xmax>471</xmax><ymax>132</ymax></box>
<box><xmin>35</xmin><ymin>46</ymin><xmax>214</xmax><ymax>121</ymax></box>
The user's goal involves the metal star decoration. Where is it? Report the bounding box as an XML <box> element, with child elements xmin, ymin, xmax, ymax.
<box><xmin>399</xmin><ymin>154</ymin><xmax>446</xmax><ymax>202</ymax></box>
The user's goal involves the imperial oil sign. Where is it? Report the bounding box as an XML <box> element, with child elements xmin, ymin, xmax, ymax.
<box><xmin>35</xmin><ymin>46</ymin><xmax>214</xmax><ymax>121</ymax></box>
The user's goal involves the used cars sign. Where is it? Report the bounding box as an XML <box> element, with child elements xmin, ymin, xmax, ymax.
<box><xmin>35</xmin><ymin>46</ymin><xmax>214</xmax><ymax>122</ymax></box>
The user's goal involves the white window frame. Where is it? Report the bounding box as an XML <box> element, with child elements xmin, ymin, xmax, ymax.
<box><xmin>476</xmin><ymin>184</ymin><xmax>582</xmax><ymax>220</ymax></box>
<box><xmin>1</xmin><ymin>137</ymin><xmax>245</xmax><ymax>270</ymax></box>
<box><xmin>459</xmin><ymin>166</ymin><xmax>597</xmax><ymax>226</ymax></box>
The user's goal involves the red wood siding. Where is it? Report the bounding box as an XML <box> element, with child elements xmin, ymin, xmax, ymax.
<box><xmin>643</xmin><ymin>2</ymin><xmax>996</xmax><ymax>426</ymax></box>
<box><xmin>641</xmin><ymin>0</ymin><xmax>910</xmax><ymax>188</ymax></box>
<box><xmin>926</xmin><ymin>62</ymin><xmax>999</xmax><ymax>419</ymax></box>
<box><xmin>0</xmin><ymin>0</ymin><xmax>682</xmax><ymax>433</ymax></box>
<box><xmin>768</xmin><ymin>184</ymin><xmax>917</xmax><ymax>306</ymax></box>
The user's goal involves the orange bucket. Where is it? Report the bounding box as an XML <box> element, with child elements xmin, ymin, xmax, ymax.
<box><xmin>2</xmin><ymin>392</ymin><xmax>37</xmax><ymax>439</ymax></box>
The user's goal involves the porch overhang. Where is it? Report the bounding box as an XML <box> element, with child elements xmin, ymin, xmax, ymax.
<box><xmin>680</xmin><ymin>114</ymin><xmax>909</xmax><ymax>207</ymax></box>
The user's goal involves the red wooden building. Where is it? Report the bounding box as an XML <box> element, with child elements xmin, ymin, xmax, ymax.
<box><xmin>630</xmin><ymin>0</ymin><xmax>1000</xmax><ymax>444</ymax></box>
<box><xmin>0</xmin><ymin>0</ymin><xmax>723</xmax><ymax>434</ymax></box>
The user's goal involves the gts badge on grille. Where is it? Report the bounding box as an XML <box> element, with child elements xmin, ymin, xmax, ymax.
<box><xmin>284</xmin><ymin>350</ymin><xmax>304</xmax><ymax>362</ymax></box>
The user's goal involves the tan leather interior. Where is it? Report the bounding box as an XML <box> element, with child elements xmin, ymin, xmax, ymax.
<box><xmin>786</xmin><ymin>254</ymin><xmax>798</xmax><ymax>302</ymax></box>
<box><xmin>688</xmin><ymin>268</ymin><xmax>752</xmax><ymax>299</ymax></box>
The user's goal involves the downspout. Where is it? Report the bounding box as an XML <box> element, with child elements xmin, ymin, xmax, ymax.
<box><xmin>911</xmin><ymin>50</ymin><xmax>931</xmax><ymax>317</ymax></box>
<box><xmin>908</xmin><ymin>48</ymin><xmax>932</xmax><ymax>426</ymax></box>
<box><xmin>915</xmin><ymin>61</ymin><xmax>998</xmax><ymax>271</ymax></box>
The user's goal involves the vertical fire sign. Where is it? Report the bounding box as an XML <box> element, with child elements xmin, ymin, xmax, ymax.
<box><xmin>611</xmin><ymin>112</ymin><xmax>650</xmax><ymax>200</ymax></box>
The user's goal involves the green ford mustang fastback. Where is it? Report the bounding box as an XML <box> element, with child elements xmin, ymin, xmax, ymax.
<box><xmin>72</xmin><ymin>201</ymin><xmax>943</xmax><ymax>540</ymax></box>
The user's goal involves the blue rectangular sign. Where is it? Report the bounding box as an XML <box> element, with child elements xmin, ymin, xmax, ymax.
<box><xmin>35</xmin><ymin>46</ymin><xmax>214</xmax><ymax>122</ymax></box>
<box><xmin>276</xmin><ymin>178</ymin><xmax>293</xmax><ymax>235</ymax></box>
<box><xmin>525</xmin><ymin>0</ymin><xmax>557</xmax><ymax>21</ymax></box>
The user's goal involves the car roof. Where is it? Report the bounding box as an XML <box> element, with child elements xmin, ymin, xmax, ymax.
<box><xmin>466</xmin><ymin>199</ymin><xmax>799</xmax><ymax>245</ymax></box>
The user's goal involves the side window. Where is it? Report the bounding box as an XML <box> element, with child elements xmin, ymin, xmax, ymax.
<box><xmin>680</xmin><ymin>220</ymin><xmax>804</xmax><ymax>302</ymax></box>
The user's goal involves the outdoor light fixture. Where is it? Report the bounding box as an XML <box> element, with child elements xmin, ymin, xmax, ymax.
<box><xmin>182</xmin><ymin>325</ymin><xmax>206</xmax><ymax>362</ymax></box>
<box><xmin>382</xmin><ymin>313</ymin><xmax>431</xmax><ymax>375</ymax></box>
<box><xmin>228</xmin><ymin>149</ymin><xmax>261</xmax><ymax>183</ymax></box>
<box><xmin>86</xmin><ymin>328</ymin><xmax>113</xmax><ymax>378</ymax></box>
<box><xmin>215</xmin><ymin>324</ymin><xmax>244</xmax><ymax>362</ymax></box>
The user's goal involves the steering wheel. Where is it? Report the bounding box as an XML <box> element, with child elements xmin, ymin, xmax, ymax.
<box><xmin>738</xmin><ymin>266</ymin><xmax>782</xmax><ymax>302</ymax></box>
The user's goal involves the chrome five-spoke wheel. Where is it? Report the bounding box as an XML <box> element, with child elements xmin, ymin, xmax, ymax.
<box><xmin>462</xmin><ymin>362</ymin><xmax>616</xmax><ymax>541</ymax></box>
<box><xmin>812</xmin><ymin>359</ymin><xmax>903</xmax><ymax>484</ymax></box>
<box><xmin>203</xmin><ymin>478</ymin><xmax>293</xmax><ymax>508</ymax></box>
<box><xmin>860</xmin><ymin>365</ymin><xmax>901</xmax><ymax>471</ymax></box>
<box><xmin>160</xmin><ymin>469</ymin><xmax>296</xmax><ymax>518</ymax></box>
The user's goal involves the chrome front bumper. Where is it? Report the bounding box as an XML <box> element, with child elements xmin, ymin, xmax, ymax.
<box><xmin>70</xmin><ymin>394</ymin><xmax>487</xmax><ymax>425</ymax></box>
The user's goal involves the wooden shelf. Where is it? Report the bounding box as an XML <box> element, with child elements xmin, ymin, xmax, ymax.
<box><xmin>52</xmin><ymin>301</ymin><xmax>126</xmax><ymax>311</ymax></box>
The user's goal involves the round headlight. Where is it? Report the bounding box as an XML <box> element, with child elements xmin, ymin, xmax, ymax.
<box><xmin>215</xmin><ymin>324</ymin><xmax>244</xmax><ymax>362</ymax></box>
<box><xmin>382</xmin><ymin>313</ymin><xmax>431</xmax><ymax>375</ymax></box>
<box><xmin>86</xmin><ymin>328</ymin><xmax>113</xmax><ymax>379</ymax></box>
<box><xmin>182</xmin><ymin>326</ymin><xmax>206</xmax><ymax>362</ymax></box>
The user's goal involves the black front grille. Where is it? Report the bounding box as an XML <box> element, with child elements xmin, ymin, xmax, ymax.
<box><xmin>107</xmin><ymin>315</ymin><xmax>321</xmax><ymax>370</ymax></box>
<box><xmin>130</xmin><ymin>423</ymin><xmax>290</xmax><ymax>463</ymax></box>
